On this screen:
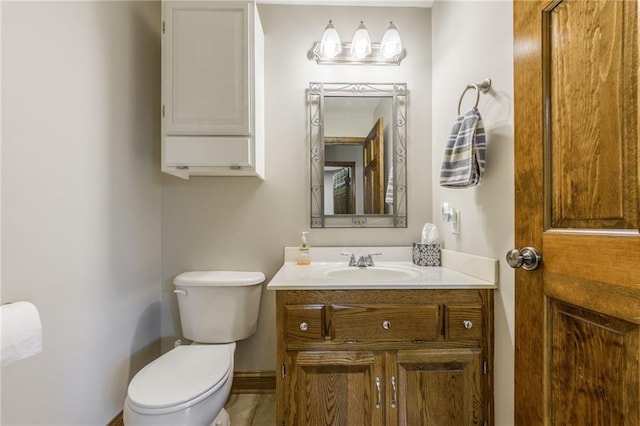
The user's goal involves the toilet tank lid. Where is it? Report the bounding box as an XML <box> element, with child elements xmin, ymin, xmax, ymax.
<box><xmin>174</xmin><ymin>271</ymin><xmax>265</xmax><ymax>287</ymax></box>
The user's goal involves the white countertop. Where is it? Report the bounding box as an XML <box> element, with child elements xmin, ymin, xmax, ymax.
<box><xmin>267</xmin><ymin>247</ymin><xmax>498</xmax><ymax>290</ymax></box>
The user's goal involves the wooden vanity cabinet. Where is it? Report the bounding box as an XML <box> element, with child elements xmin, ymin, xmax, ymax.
<box><xmin>276</xmin><ymin>289</ymin><xmax>494</xmax><ymax>426</ymax></box>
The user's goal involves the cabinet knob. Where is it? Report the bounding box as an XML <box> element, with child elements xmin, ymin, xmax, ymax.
<box><xmin>299</xmin><ymin>322</ymin><xmax>308</xmax><ymax>331</ymax></box>
<box><xmin>382</xmin><ymin>320</ymin><xmax>391</xmax><ymax>330</ymax></box>
<box><xmin>463</xmin><ymin>320</ymin><xmax>473</xmax><ymax>329</ymax></box>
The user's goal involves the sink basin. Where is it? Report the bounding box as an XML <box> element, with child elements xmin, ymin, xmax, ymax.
<box><xmin>323</xmin><ymin>265</ymin><xmax>419</xmax><ymax>282</ymax></box>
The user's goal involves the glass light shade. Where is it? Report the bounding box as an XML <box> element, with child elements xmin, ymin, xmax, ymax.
<box><xmin>319</xmin><ymin>21</ymin><xmax>342</xmax><ymax>58</ymax></box>
<box><xmin>350</xmin><ymin>21</ymin><xmax>372</xmax><ymax>59</ymax></box>
<box><xmin>380</xmin><ymin>21</ymin><xmax>402</xmax><ymax>59</ymax></box>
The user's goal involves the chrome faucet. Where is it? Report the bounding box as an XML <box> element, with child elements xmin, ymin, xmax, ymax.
<box><xmin>341</xmin><ymin>252</ymin><xmax>382</xmax><ymax>267</ymax></box>
<box><xmin>340</xmin><ymin>252</ymin><xmax>357</xmax><ymax>267</ymax></box>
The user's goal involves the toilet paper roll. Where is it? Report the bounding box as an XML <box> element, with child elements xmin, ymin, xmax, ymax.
<box><xmin>1</xmin><ymin>301</ymin><xmax>43</xmax><ymax>366</ymax></box>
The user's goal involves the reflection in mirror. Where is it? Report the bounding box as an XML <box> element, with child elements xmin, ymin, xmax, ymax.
<box><xmin>309</xmin><ymin>83</ymin><xmax>407</xmax><ymax>228</ymax></box>
<box><xmin>325</xmin><ymin>162</ymin><xmax>356</xmax><ymax>214</ymax></box>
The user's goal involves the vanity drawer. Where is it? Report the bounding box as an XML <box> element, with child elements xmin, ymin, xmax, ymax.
<box><xmin>284</xmin><ymin>305</ymin><xmax>325</xmax><ymax>341</ymax></box>
<box><xmin>447</xmin><ymin>305</ymin><xmax>483</xmax><ymax>341</ymax></box>
<box><xmin>329</xmin><ymin>304</ymin><xmax>441</xmax><ymax>342</ymax></box>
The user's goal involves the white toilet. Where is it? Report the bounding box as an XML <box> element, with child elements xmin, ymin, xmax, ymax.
<box><xmin>124</xmin><ymin>271</ymin><xmax>265</xmax><ymax>426</ymax></box>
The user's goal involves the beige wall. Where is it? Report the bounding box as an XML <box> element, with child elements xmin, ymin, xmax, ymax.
<box><xmin>160</xmin><ymin>4</ymin><xmax>433</xmax><ymax>370</ymax></box>
<box><xmin>1</xmin><ymin>2</ymin><xmax>162</xmax><ymax>424</ymax></box>
<box><xmin>431</xmin><ymin>2</ymin><xmax>514</xmax><ymax>424</ymax></box>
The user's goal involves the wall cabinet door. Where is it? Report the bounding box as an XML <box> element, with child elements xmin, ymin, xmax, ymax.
<box><xmin>393</xmin><ymin>349</ymin><xmax>485</xmax><ymax>426</ymax></box>
<box><xmin>285</xmin><ymin>351</ymin><xmax>385</xmax><ymax>426</ymax></box>
<box><xmin>163</xmin><ymin>1</ymin><xmax>250</xmax><ymax>136</ymax></box>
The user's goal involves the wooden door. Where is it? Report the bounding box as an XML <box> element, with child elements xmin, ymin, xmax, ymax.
<box><xmin>514</xmin><ymin>1</ymin><xmax>640</xmax><ymax>424</ymax></box>
<box><xmin>393</xmin><ymin>349</ymin><xmax>484</xmax><ymax>426</ymax></box>
<box><xmin>363</xmin><ymin>118</ymin><xmax>384</xmax><ymax>214</ymax></box>
<box><xmin>284</xmin><ymin>350</ymin><xmax>385</xmax><ymax>426</ymax></box>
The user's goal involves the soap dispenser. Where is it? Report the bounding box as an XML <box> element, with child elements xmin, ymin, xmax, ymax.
<box><xmin>297</xmin><ymin>232</ymin><xmax>311</xmax><ymax>265</ymax></box>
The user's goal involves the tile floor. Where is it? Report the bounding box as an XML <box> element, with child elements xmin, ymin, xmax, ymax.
<box><xmin>225</xmin><ymin>393</ymin><xmax>276</xmax><ymax>426</ymax></box>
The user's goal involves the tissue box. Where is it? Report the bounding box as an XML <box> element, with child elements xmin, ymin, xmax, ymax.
<box><xmin>413</xmin><ymin>243</ymin><xmax>441</xmax><ymax>267</ymax></box>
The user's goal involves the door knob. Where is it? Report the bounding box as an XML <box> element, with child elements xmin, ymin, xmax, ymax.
<box><xmin>506</xmin><ymin>247</ymin><xmax>541</xmax><ymax>270</ymax></box>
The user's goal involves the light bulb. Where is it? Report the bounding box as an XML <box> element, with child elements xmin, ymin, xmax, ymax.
<box><xmin>319</xmin><ymin>20</ymin><xmax>342</xmax><ymax>58</ymax></box>
<box><xmin>350</xmin><ymin>21</ymin><xmax>371</xmax><ymax>59</ymax></box>
<box><xmin>380</xmin><ymin>21</ymin><xmax>402</xmax><ymax>59</ymax></box>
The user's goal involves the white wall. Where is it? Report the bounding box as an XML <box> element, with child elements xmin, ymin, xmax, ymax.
<box><xmin>431</xmin><ymin>2</ymin><xmax>514</xmax><ymax>424</ymax></box>
<box><xmin>161</xmin><ymin>4</ymin><xmax>433</xmax><ymax>370</ymax></box>
<box><xmin>1</xmin><ymin>2</ymin><xmax>162</xmax><ymax>424</ymax></box>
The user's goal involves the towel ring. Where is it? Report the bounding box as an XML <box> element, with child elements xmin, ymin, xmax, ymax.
<box><xmin>457</xmin><ymin>78</ymin><xmax>492</xmax><ymax>115</ymax></box>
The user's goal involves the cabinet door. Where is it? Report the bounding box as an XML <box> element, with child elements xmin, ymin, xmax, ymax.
<box><xmin>393</xmin><ymin>349</ymin><xmax>485</xmax><ymax>426</ymax></box>
<box><xmin>163</xmin><ymin>136</ymin><xmax>252</xmax><ymax>167</ymax></box>
<box><xmin>285</xmin><ymin>351</ymin><xmax>385</xmax><ymax>426</ymax></box>
<box><xmin>163</xmin><ymin>2</ymin><xmax>250</xmax><ymax>135</ymax></box>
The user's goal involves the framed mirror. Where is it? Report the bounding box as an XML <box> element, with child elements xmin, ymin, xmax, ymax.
<box><xmin>309</xmin><ymin>82</ymin><xmax>407</xmax><ymax>228</ymax></box>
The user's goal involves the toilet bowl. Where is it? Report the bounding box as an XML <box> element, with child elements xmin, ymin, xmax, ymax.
<box><xmin>124</xmin><ymin>343</ymin><xmax>235</xmax><ymax>425</ymax></box>
<box><xmin>123</xmin><ymin>271</ymin><xmax>265</xmax><ymax>425</ymax></box>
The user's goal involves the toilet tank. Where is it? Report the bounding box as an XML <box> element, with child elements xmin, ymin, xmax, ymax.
<box><xmin>173</xmin><ymin>271</ymin><xmax>265</xmax><ymax>343</ymax></box>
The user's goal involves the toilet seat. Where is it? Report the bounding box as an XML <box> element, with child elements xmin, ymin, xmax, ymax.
<box><xmin>127</xmin><ymin>344</ymin><xmax>233</xmax><ymax>415</ymax></box>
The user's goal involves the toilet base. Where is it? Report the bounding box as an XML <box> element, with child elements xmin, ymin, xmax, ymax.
<box><xmin>211</xmin><ymin>408</ymin><xmax>229</xmax><ymax>426</ymax></box>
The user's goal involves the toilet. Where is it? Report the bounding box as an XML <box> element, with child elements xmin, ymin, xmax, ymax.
<box><xmin>123</xmin><ymin>271</ymin><xmax>265</xmax><ymax>426</ymax></box>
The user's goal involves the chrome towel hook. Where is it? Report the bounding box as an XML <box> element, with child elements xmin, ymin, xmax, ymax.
<box><xmin>457</xmin><ymin>78</ymin><xmax>492</xmax><ymax>115</ymax></box>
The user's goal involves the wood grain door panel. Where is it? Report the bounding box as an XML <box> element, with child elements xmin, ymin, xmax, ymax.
<box><xmin>286</xmin><ymin>351</ymin><xmax>384</xmax><ymax>426</ymax></box>
<box><xmin>363</xmin><ymin>118</ymin><xmax>384</xmax><ymax>214</ymax></box>
<box><xmin>548</xmin><ymin>301</ymin><xmax>640</xmax><ymax>425</ymax></box>
<box><xmin>543</xmin><ymin>0</ymin><xmax>638</xmax><ymax>231</ymax></box>
<box><xmin>395</xmin><ymin>349</ymin><xmax>484</xmax><ymax>426</ymax></box>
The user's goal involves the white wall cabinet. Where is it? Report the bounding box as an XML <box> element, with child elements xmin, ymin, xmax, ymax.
<box><xmin>162</xmin><ymin>1</ymin><xmax>264</xmax><ymax>179</ymax></box>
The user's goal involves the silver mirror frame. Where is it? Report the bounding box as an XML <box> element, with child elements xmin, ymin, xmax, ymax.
<box><xmin>309</xmin><ymin>82</ymin><xmax>408</xmax><ymax>228</ymax></box>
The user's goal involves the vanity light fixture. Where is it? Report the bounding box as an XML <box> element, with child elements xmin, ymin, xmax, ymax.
<box><xmin>309</xmin><ymin>20</ymin><xmax>406</xmax><ymax>65</ymax></box>
<box><xmin>380</xmin><ymin>21</ymin><xmax>403</xmax><ymax>59</ymax></box>
<box><xmin>319</xmin><ymin>20</ymin><xmax>342</xmax><ymax>58</ymax></box>
<box><xmin>350</xmin><ymin>21</ymin><xmax>372</xmax><ymax>59</ymax></box>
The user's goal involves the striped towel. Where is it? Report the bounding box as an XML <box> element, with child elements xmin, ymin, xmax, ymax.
<box><xmin>439</xmin><ymin>107</ymin><xmax>486</xmax><ymax>188</ymax></box>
